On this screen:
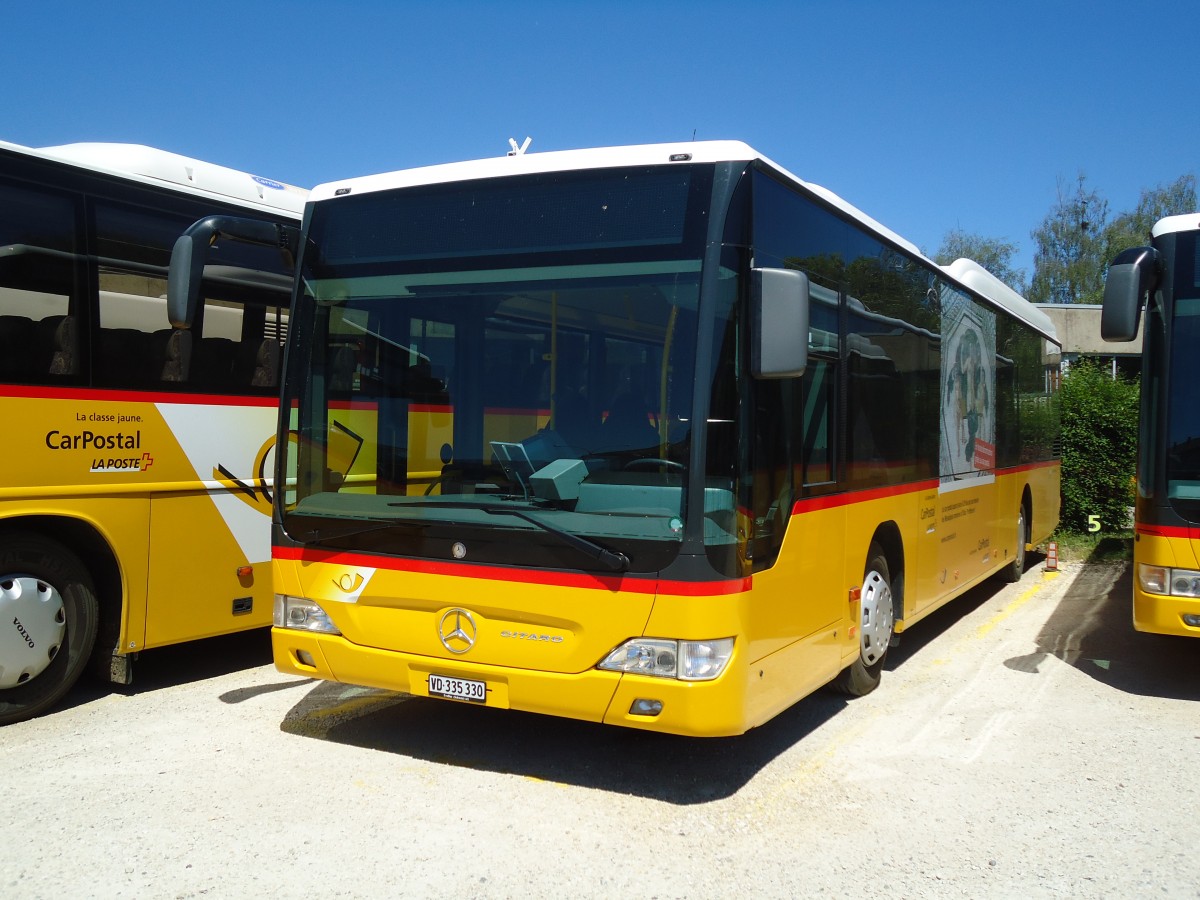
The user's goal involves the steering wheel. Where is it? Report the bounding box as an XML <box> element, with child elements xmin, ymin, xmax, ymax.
<box><xmin>624</xmin><ymin>457</ymin><xmax>686</xmax><ymax>473</ymax></box>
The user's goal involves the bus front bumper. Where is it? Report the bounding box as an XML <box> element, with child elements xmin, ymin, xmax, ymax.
<box><xmin>1133</xmin><ymin>587</ymin><xmax>1200</xmax><ymax>637</ymax></box>
<box><xmin>273</xmin><ymin>628</ymin><xmax>753</xmax><ymax>737</ymax></box>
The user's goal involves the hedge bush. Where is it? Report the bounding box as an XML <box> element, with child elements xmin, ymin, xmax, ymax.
<box><xmin>1058</xmin><ymin>360</ymin><xmax>1139</xmax><ymax>533</ymax></box>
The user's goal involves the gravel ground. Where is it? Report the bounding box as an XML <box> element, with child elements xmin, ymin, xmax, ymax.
<box><xmin>2</xmin><ymin>558</ymin><xmax>1198</xmax><ymax>899</ymax></box>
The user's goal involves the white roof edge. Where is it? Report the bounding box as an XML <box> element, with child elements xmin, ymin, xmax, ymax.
<box><xmin>1152</xmin><ymin>212</ymin><xmax>1200</xmax><ymax>238</ymax></box>
<box><xmin>0</xmin><ymin>139</ymin><xmax>307</xmax><ymax>217</ymax></box>
<box><xmin>310</xmin><ymin>139</ymin><xmax>927</xmax><ymax>259</ymax></box>
<box><xmin>942</xmin><ymin>258</ymin><xmax>1058</xmax><ymax>343</ymax></box>
<box><xmin>309</xmin><ymin>140</ymin><xmax>1052</xmax><ymax>341</ymax></box>
<box><xmin>311</xmin><ymin>140</ymin><xmax>757</xmax><ymax>200</ymax></box>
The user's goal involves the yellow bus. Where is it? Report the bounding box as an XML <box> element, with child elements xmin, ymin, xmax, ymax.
<box><xmin>0</xmin><ymin>139</ymin><xmax>306</xmax><ymax>724</ymax></box>
<box><xmin>1103</xmin><ymin>214</ymin><xmax>1200</xmax><ymax>636</ymax></box>
<box><xmin>175</xmin><ymin>141</ymin><xmax>1060</xmax><ymax>736</ymax></box>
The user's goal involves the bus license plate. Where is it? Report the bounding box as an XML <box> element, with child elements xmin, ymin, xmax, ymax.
<box><xmin>428</xmin><ymin>673</ymin><xmax>487</xmax><ymax>704</ymax></box>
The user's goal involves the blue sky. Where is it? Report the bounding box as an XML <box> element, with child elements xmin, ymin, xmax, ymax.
<box><xmin>6</xmin><ymin>0</ymin><xmax>1197</xmax><ymax>285</ymax></box>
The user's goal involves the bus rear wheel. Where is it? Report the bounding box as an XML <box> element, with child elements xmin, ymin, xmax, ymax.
<box><xmin>833</xmin><ymin>543</ymin><xmax>894</xmax><ymax>697</ymax></box>
<box><xmin>0</xmin><ymin>536</ymin><xmax>99</xmax><ymax>726</ymax></box>
<box><xmin>999</xmin><ymin>505</ymin><xmax>1028</xmax><ymax>583</ymax></box>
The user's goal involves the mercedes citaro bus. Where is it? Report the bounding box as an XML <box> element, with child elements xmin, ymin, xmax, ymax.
<box><xmin>1103</xmin><ymin>214</ymin><xmax>1200</xmax><ymax>637</ymax></box>
<box><xmin>170</xmin><ymin>140</ymin><xmax>1060</xmax><ymax>735</ymax></box>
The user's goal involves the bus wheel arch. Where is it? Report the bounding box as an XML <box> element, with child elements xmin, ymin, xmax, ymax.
<box><xmin>0</xmin><ymin>518</ymin><xmax>124</xmax><ymax>703</ymax></box>
<box><xmin>833</xmin><ymin>524</ymin><xmax>902</xmax><ymax>697</ymax></box>
<box><xmin>0</xmin><ymin>528</ymin><xmax>103</xmax><ymax>726</ymax></box>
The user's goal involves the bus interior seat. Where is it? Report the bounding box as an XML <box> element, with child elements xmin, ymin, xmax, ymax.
<box><xmin>602</xmin><ymin>392</ymin><xmax>660</xmax><ymax>453</ymax></box>
<box><xmin>250</xmin><ymin>338</ymin><xmax>279</xmax><ymax>387</ymax></box>
<box><xmin>47</xmin><ymin>315</ymin><xmax>77</xmax><ymax>375</ymax></box>
<box><xmin>160</xmin><ymin>328</ymin><xmax>192</xmax><ymax>382</ymax></box>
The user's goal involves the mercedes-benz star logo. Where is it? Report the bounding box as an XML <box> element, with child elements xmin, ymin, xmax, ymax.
<box><xmin>438</xmin><ymin>608</ymin><xmax>477</xmax><ymax>654</ymax></box>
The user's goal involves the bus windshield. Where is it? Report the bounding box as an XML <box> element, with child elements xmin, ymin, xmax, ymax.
<box><xmin>1166</xmin><ymin>230</ymin><xmax>1200</xmax><ymax>517</ymax></box>
<box><xmin>279</xmin><ymin>164</ymin><xmax>726</xmax><ymax>573</ymax></box>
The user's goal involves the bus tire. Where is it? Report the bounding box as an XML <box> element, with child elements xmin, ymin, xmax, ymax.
<box><xmin>833</xmin><ymin>543</ymin><xmax>894</xmax><ymax>697</ymax></box>
<box><xmin>999</xmin><ymin>505</ymin><xmax>1028</xmax><ymax>583</ymax></box>
<box><xmin>0</xmin><ymin>536</ymin><xmax>99</xmax><ymax>726</ymax></box>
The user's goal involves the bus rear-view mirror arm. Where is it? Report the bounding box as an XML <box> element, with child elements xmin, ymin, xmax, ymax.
<box><xmin>751</xmin><ymin>267</ymin><xmax>810</xmax><ymax>378</ymax></box>
<box><xmin>1101</xmin><ymin>245</ymin><xmax>1161</xmax><ymax>343</ymax></box>
<box><xmin>167</xmin><ymin>216</ymin><xmax>300</xmax><ymax>329</ymax></box>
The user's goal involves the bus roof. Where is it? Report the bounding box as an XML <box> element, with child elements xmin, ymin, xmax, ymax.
<box><xmin>311</xmin><ymin>139</ymin><xmax>1056</xmax><ymax>343</ymax></box>
<box><xmin>941</xmin><ymin>258</ymin><xmax>1057</xmax><ymax>342</ymax></box>
<box><xmin>312</xmin><ymin>139</ymin><xmax>924</xmax><ymax>255</ymax></box>
<box><xmin>1152</xmin><ymin>213</ymin><xmax>1200</xmax><ymax>238</ymax></box>
<box><xmin>0</xmin><ymin>139</ymin><xmax>308</xmax><ymax>217</ymax></box>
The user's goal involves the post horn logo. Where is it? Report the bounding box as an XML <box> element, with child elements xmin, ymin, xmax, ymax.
<box><xmin>438</xmin><ymin>608</ymin><xmax>477</xmax><ymax>654</ymax></box>
<box><xmin>335</xmin><ymin>573</ymin><xmax>364</xmax><ymax>593</ymax></box>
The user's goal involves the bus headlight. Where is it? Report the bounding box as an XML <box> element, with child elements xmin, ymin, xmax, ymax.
<box><xmin>273</xmin><ymin>594</ymin><xmax>341</xmax><ymax>634</ymax></box>
<box><xmin>679</xmin><ymin>639</ymin><xmax>735</xmax><ymax>680</ymax></box>
<box><xmin>598</xmin><ymin>637</ymin><xmax>734</xmax><ymax>681</ymax></box>
<box><xmin>1138</xmin><ymin>564</ymin><xmax>1200</xmax><ymax>598</ymax></box>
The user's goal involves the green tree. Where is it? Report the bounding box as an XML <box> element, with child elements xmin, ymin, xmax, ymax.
<box><xmin>1102</xmin><ymin>174</ymin><xmax>1197</xmax><ymax>261</ymax></box>
<box><xmin>934</xmin><ymin>229</ymin><xmax>1027</xmax><ymax>294</ymax></box>
<box><xmin>1029</xmin><ymin>173</ymin><xmax>1110</xmax><ymax>305</ymax></box>
<box><xmin>1058</xmin><ymin>360</ymin><xmax>1138</xmax><ymax>533</ymax></box>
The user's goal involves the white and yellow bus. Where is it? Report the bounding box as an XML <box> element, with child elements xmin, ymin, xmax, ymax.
<box><xmin>175</xmin><ymin>141</ymin><xmax>1060</xmax><ymax>736</ymax></box>
<box><xmin>0</xmin><ymin>139</ymin><xmax>306</xmax><ymax>724</ymax></box>
<box><xmin>1103</xmin><ymin>214</ymin><xmax>1200</xmax><ymax>636</ymax></box>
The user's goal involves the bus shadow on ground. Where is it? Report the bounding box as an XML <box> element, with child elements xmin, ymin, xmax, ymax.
<box><xmin>275</xmin><ymin>565</ymin><xmax>1030</xmax><ymax>803</ymax></box>
<box><xmin>880</xmin><ymin>555</ymin><xmax>1043</xmax><ymax>667</ymax></box>
<box><xmin>48</xmin><ymin>627</ymin><xmax>276</xmax><ymax>718</ymax></box>
<box><xmin>1005</xmin><ymin>540</ymin><xmax>1200</xmax><ymax>701</ymax></box>
<box><xmin>279</xmin><ymin>679</ymin><xmax>851</xmax><ymax>804</ymax></box>
<box><xmin>127</xmin><ymin>627</ymin><xmax>275</xmax><ymax>690</ymax></box>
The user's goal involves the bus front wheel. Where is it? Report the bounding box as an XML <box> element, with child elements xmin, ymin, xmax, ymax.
<box><xmin>833</xmin><ymin>543</ymin><xmax>895</xmax><ymax>696</ymax></box>
<box><xmin>0</xmin><ymin>536</ymin><xmax>99</xmax><ymax>726</ymax></box>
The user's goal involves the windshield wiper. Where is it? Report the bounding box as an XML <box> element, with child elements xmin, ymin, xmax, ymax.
<box><xmin>483</xmin><ymin>507</ymin><xmax>630</xmax><ymax>573</ymax></box>
<box><xmin>382</xmin><ymin>499</ymin><xmax>631</xmax><ymax>572</ymax></box>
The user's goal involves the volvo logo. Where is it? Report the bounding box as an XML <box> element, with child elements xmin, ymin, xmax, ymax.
<box><xmin>438</xmin><ymin>608</ymin><xmax>477</xmax><ymax>654</ymax></box>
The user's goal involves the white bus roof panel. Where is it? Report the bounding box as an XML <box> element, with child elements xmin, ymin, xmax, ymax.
<box><xmin>0</xmin><ymin>139</ymin><xmax>307</xmax><ymax>217</ymax></box>
<box><xmin>1152</xmin><ymin>213</ymin><xmax>1200</xmax><ymax>238</ymax></box>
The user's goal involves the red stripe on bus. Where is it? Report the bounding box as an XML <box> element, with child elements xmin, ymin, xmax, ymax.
<box><xmin>483</xmin><ymin>406</ymin><xmax>552</xmax><ymax>417</ymax></box>
<box><xmin>272</xmin><ymin>544</ymin><xmax>751</xmax><ymax>596</ymax></box>
<box><xmin>0</xmin><ymin>384</ymin><xmax>279</xmax><ymax>407</ymax></box>
<box><xmin>788</xmin><ymin>463</ymin><xmax>1057</xmax><ymax>517</ymax></box>
<box><xmin>1137</xmin><ymin>523</ymin><xmax>1195</xmax><ymax>539</ymax></box>
<box><xmin>792</xmin><ymin>480</ymin><xmax>939</xmax><ymax>515</ymax></box>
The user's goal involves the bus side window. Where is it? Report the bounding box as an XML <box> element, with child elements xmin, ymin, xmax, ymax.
<box><xmin>0</xmin><ymin>181</ymin><xmax>82</xmax><ymax>386</ymax></box>
<box><xmin>800</xmin><ymin>357</ymin><xmax>835</xmax><ymax>486</ymax></box>
<box><xmin>96</xmin><ymin>270</ymin><xmax>173</xmax><ymax>388</ymax></box>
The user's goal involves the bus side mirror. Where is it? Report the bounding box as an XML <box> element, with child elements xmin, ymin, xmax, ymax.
<box><xmin>1101</xmin><ymin>246</ymin><xmax>1160</xmax><ymax>342</ymax></box>
<box><xmin>167</xmin><ymin>216</ymin><xmax>300</xmax><ymax>328</ymax></box>
<box><xmin>751</xmin><ymin>267</ymin><xmax>810</xmax><ymax>378</ymax></box>
<box><xmin>167</xmin><ymin>227</ymin><xmax>209</xmax><ymax>328</ymax></box>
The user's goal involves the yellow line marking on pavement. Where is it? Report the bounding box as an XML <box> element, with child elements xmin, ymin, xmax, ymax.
<box><xmin>974</xmin><ymin>570</ymin><xmax>1060</xmax><ymax>640</ymax></box>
